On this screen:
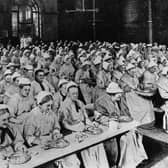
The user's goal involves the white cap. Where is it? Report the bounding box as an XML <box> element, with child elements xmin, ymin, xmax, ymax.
<box><xmin>102</xmin><ymin>62</ymin><xmax>110</xmax><ymax>70</ymax></box>
<box><xmin>24</xmin><ymin>64</ymin><xmax>33</xmax><ymax>71</ymax></box>
<box><xmin>93</xmin><ymin>56</ymin><xmax>102</xmax><ymax>65</ymax></box>
<box><xmin>103</xmin><ymin>54</ymin><xmax>111</xmax><ymax>62</ymax></box>
<box><xmin>147</xmin><ymin>44</ymin><xmax>152</xmax><ymax>47</ymax></box>
<box><xmin>162</xmin><ymin>67</ymin><xmax>168</xmax><ymax>75</ymax></box>
<box><xmin>66</xmin><ymin>81</ymin><xmax>78</xmax><ymax>92</ymax></box>
<box><xmin>120</xmin><ymin>44</ymin><xmax>127</xmax><ymax>48</ymax></box>
<box><xmin>6</xmin><ymin>62</ymin><xmax>16</xmax><ymax>68</ymax></box>
<box><xmin>116</xmin><ymin>56</ymin><xmax>125</xmax><ymax>66</ymax></box>
<box><xmin>12</xmin><ymin>72</ymin><xmax>21</xmax><ymax>80</ymax></box>
<box><xmin>106</xmin><ymin>82</ymin><xmax>123</xmax><ymax>94</ymax></box>
<box><xmin>18</xmin><ymin>78</ymin><xmax>31</xmax><ymax>86</ymax></box>
<box><xmin>4</xmin><ymin>70</ymin><xmax>12</xmax><ymax>76</ymax></box>
<box><xmin>43</xmin><ymin>52</ymin><xmax>50</xmax><ymax>59</ymax></box>
<box><xmin>58</xmin><ymin>79</ymin><xmax>69</xmax><ymax>88</ymax></box>
<box><xmin>80</xmin><ymin>57</ymin><xmax>87</xmax><ymax>64</ymax></box>
<box><xmin>36</xmin><ymin>91</ymin><xmax>52</xmax><ymax>105</ymax></box>
<box><xmin>81</xmin><ymin>61</ymin><xmax>91</xmax><ymax>67</ymax></box>
<box><xmin>147</xmin><ymin>61</ymin><xmax>157</xmax><ymax>68</ymax></box>
<box><xmin>23</xmin><ymin>49</ymin><xmax>31</xmax><ymax>56</ymax></box>
<box><xmin>64</xmin><ymin>54</ymin><xmax>71</xmax><ymax>62</ymax></box>
<box><xmin>126</xmin><ymin>63</ymin><xmax>135</xmax><ymax>71</ymax></box>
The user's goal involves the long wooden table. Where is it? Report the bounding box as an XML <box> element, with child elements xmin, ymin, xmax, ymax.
<box><xmin>9</xmin><ymin>120</ymin><xmax>140</xmax><ymax>168</ymax></box>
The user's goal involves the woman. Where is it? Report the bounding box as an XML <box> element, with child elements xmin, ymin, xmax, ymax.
<box><xmin>53</xmin><ymin>79</ymin><xmax>68</xmax><ymax>114</ymax></box>
<box><xmin>60</xmin><ymin>81</ymin><xmax>110</xmax><ymax>168</ymax></box>
<box><xmin>120</xmin><ymin>63</ymin><xmax>155</xmax><ymax>125</ymax></box>
<box><xmin>6</xmin><ymin>71</ymin><xmax>21</xmax><ymax>96</ymax></box>
<box><xmin>30</xmin><ymin>69</ymin><xmax>55</xmax><ymax>98</ymax></box>
<box><xmin>24</xmin><ymin>91</ymin><xmax>80</xmax><ymax>168</ymax></box>
<box><xmin>95</xmin><ymin>82</ymin><xmax>148</xmax><ymax>168</ymax></box>
<box><xmin>8</xmin><ymin>78</ymin><xmax>34</xmax><ymax>134</ymax></box>
<box><xmin>0</xmin><ymin>104</ymin><xmax>27</xmax><ymax>167</ymax></box>
<box><xmin>75</xmin><ymin>61</ymin><xmax>93</xmax><ymax>104</ymax></box>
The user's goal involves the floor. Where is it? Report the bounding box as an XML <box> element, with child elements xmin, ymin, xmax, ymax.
<box><xmin>137</xmin><ymin>127</ymin><xmax>168</xmax><ymax>168</ymax></box>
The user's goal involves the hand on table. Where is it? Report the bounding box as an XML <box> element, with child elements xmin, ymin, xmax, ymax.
<box><xmin>15</xmin><ymin>144</ymin><xmax>28</xmax><ymax>153</ymax></box>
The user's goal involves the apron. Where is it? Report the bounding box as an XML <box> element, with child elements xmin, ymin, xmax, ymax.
<box><xmin>81</xmin><ymin>143</ymin><xmax>109</xmax><ymax>168</ymax></box>
<box><xmin>126</xmin><ymin>91</ymin><xmax>155</xmax><ymax>124</ymax></box>
<box><xmin>119</xmin><ymin>130</ymin><xmax>148</xmax><ymax>168</ymax></box>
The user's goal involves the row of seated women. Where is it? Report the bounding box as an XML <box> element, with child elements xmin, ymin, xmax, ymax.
<box><xmin>0</xmin><ymin>77</ymin><xmax>148</xmax><ymax>168</ymax></box>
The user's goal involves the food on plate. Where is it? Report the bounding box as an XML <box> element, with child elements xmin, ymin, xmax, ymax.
<box><xmin>8</xmin><ymin>152</ymin><xmax>31</xmax><ymax>165</ymax></box>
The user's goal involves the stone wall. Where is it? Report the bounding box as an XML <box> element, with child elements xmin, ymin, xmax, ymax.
<box><xmin>0</xmin><ymin>0</ymin><xmax>58</xmax><ymax>42</ymax></box>
<box><xmin>0</xmin><ymin>0</ymin><xmax>168</xmax><ymax>43</ymax></box>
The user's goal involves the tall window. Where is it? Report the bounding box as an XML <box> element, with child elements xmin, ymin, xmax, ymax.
<box><xmin>12</xmin><ymin>0</ymin><xmax>41</xmax><ymax>38</ymax></box>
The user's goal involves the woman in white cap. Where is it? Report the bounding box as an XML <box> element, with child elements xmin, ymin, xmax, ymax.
<box><xmin>0</xmin><ymin>104</ymin><xmax>27</xmax><ymax>167</ymax></box>
<box><xmin>20</xmin><ymin>49</ymin><xmax>31</xmax><ymax>67</ymax></box>
<box><xmin>75</xmin><ymin>61</ymin><xmax>94</xmax><ymax>104</ymax></box>
<box><xmin>5</xmin><ymin>72</ymin><xmax>21</xmax><ymax>96</ymax></box>
<box><xmin>60</xmin><ymin>81</ymin><xmax>109</xmax><ymax>168</ymax></box>
<box><xmin>7</xmin><ymin>78</ymin><xmax>34</xmax><ymax>134</ymax></box>
<box><xmin>142</xmin><ymin>61</ymin><xmax>158</xmax><ymax>90</ymax></box>
<box><xmin>24</xmin><ymin>91</ymin><xmax>80</xmax><ymax>168</ymax></box>
<box><xmin>0</xmin><ymin>70</ymin><xmax>12</xmax><ymax>95</ymax></box>
<box><xmin>30</xmin><ymin>69</ymin><xmax>55</xmax><ymax>98</ymax></box>
<box><xmin>121</xmin><ymin>63</ymin><xmax>155</xmax><ymax>126</ymax></box>
<box><xmin>53</xmin><ymin>79</ymin><xmax>68</xmax><ymax>114</ymax></box>
<box><xmin>59</xmin><ymin>54</ymin><xmax>75</xmax><ymax>80</ymax></box>
<box><xmin>95</xmin><ymin>82</ymin><xmax>148</xmax><ymax>168</ymax></box>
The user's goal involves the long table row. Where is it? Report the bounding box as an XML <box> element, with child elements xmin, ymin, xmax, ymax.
<box><xmin>9</xmin><ymin>120</ymin><xmax>140</xmax><ymax>168</ymax></box>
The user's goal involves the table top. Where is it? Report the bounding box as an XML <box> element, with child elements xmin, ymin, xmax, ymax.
<box><xmin>9</xmin><ymin>120</ymin><xmax>140</xmax><ymax>168</ymax></box>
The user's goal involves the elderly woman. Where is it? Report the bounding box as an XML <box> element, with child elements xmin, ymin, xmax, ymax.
<box><xmin>24</xmin><ymin>91</ymin><xmax>80</xmax><ymax>168</ymax></box>
<box><xmin>7</xmin><ymin>78</ymin><xmax>34</xmax><ymax>134</ymax></box>
<box><xmin>60</xmin><ymin>81</ymin><xmax>109</xmax><ymax>168</ymax></box>
<box><xmin>95</xmin><ymin>82</ymin><xmax>148</xmax><ymax>168</ymax></box>
<box><xmin>0</xmin><ymin>104</ymin><xmax>27</xmax><ymax>167</ymax></box>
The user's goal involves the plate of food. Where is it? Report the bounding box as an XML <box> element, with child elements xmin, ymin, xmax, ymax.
<box><xmin>42</xmin><ymin>138</ymin><xmax>70</xmax><ymax>150</ymax></box>
<box><xmin>8</xmin><ymin>152</ymin><xmax>31</xmax><ymax>165</ymax></box>
<box><xmin>84</xmin><ymin>126</ymin><xmax>103</xmax><ymax>135</ymax></box>
<box><xmin>118</xmin><ymin>116</ymin><xmax>133</xmax><ymax>123</ymax></box>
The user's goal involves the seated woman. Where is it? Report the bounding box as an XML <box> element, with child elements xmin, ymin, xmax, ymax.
<box><xmin>23</xmin><ymin>91</ymin><xmax>80</xmax><ymax>168</ymax></box>
<box><xmin>120</xmin><ymin>63</ymin><xmax>155</xmax><ymax>126</ymax></box>
<box><xmin>60</xmin><ymin>81</ymin><xmax>109</xmax><ymax>168</ymax></box>
<box><xmin>95</xmin><ymin>82</ymin><xmax>148</xmax><ymax>168</ymax></box>
<box><xmin>0</xmin><ymin>104</ymin><xmax>27</xmax><ymax>167</ymax></box>
<box><xmin>53</xmin><ymin>79</ymin><xmax>69</xmax><ymax>114</ymax></box>
<box><xmin>7</xmin><ymin>78</ymin><xmax>34</xmax><ymax>134</ymax></box>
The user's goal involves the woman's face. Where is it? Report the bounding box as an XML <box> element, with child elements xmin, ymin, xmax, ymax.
<box><xmin>60</xmin><ymin>84</ymin><xmax>67</xmax><ymax>96</ymax></box>
<box><xmin>36</xmin><ymin>71</ymin><xmax>44</xmax><ymax>82</ymax></box>
<box><xmin>128</xmin><ymin>68</ymin><xmax>136</xmax><ymax>77</ymax></box>
<box><xmin>149</xmin><ymin>66</ymin><xmax>157</xmax><ymax>73</ymax></box>
<box><xmin>40</xmin><ymin>100</ymin><xmax>53</xmax><ymax>114</ymax></box>
<box><xmin>68</xmin><ymin>87</ymin><xmax>79</xmax><ymax>101</ymax></box>
<box><xmin>20</xmin><ymin>85</ymin><xmax>31</xmax><ymax>97</ymax></box>
<box><xmin>111</xmin><ymin>93</ymin><xmax>122</xmax><ymax>101</ymax></box>
<box><xmin>5</xmin><ymin>75</ymin><xmax>11</xmax><ymax>82</ymax></box>
<box><xmin>14</xmin><ymin>77</ymin><xmax>20</xmax><ymax>86</ymax></box>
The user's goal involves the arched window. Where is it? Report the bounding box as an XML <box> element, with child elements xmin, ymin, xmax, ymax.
<box><xmin>11</xmin><ymin>0</ymin><xmax>42</xmax><ymax>38</ymax></box>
